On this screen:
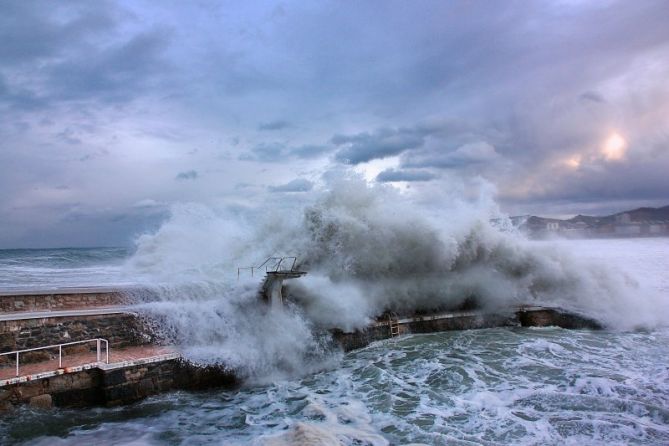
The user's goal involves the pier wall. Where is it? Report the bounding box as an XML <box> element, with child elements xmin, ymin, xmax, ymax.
<box><xmin>0</xmin><ymin>288</ymin><xmax>603</xmax><ymax>412</ymax></box>
<box><xmin>0</xmin><ymin>314</ymin><xmax>153</xmax><ymax>365</ymax></box>
<box><xmin>334</xmin><ymin>308</ymin><xmax>600</xmax><ymax>352</ymax></box>
<box><xmin>0</xmin><ymin>358</ymin><xmax>238</xmax><ymax>410</ymax></box>
<box><xmin>517</xmin><ymin>308</ymin><xmax>601</xmax><ymax>329</ymax></box>
<box><xmin>0</xmin><ymin>289</ymin><xmax>129</xmax><ymax>313</ymax></box>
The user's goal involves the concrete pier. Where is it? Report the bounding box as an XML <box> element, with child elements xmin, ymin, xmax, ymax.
<box><xmin>0</xmin><ymin>349</ymin><xmax>237</xmax><ymax>410</ymax></box>
<box><xmin>0</xmin><ymin>287</ymin><xmax>602</xmax><ymax>411</ymax></box>
<box><xmin>261</xmin><ymin>271</ymin><xmax>307</xmax><ymax>309</ymax></box>
<box><xmin>333</xmin><ymin>306</ymin><xmax>601</xmax><ymax>352</ymax></box>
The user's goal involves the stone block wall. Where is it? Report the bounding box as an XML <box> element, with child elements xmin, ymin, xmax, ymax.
<box><xmin>0</xmin><ymin>369</ymin><xmax>104</xmax><ymax>410</ymax></box>
<box><xmin>102</xmin><ymin>360</ymin><xmax>238</xmax><ymax>406</ymax></box>
<box><xmin>0</xmin><ymin>359</ymin><xmax>239</xmax><ymax>411</ymax></box>
<box><xmin>102</xmin><ymin>361</ymin><xmax>179</xmax><ymax>406</ymax></box>
<box><xmin>0</xmin><ymin>314</ymin><xmax>154</xmax><ymax>365</ymax></box>
<box><xmin>407</xmin><ymin>313</ymin><xmax>517</xmax><ymax>334</ymax></box>
<box><xmin>332</xmin><ymin>325</ymin><xmax>390</xmax><ymax>352</ymax></box>
<box><xmin>0</xmin><ymin>290</ymin><xmax>129</xmax><ymax>313</ymax></box>
<box><xmin>517</xmin><ymin>308</ymin><xmax>602</xmax><ymax>329</ymax></box>
<box><xmin>331</xmin><ymin>308</ymin><xmax>600</xmax><ymax>353</ymax></box>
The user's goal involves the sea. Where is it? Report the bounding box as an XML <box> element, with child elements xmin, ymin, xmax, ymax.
<box><xmin>0</xmin><ymin>237</ymin><xmax>668</xmax><ymax>445</ymax></box>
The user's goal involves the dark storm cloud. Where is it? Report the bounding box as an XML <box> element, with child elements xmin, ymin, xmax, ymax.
<box><xmin>331</xmin><ymin>119</ymin><xmax>481</xmax><ymax>165</ymax></box>
<box><xmin>376</xmin><ymin>169</ymin><xmax>436</xmax><ymax>183</ymax></box>
<box><xmin>47</xmin><ymin>29</ymin><xmax>171</xmax><ymax>102</ymax></box>
<box><xmin>269</xmin><ymin>178</ymin><xmax>314</xmax><ymax>193</ymax></box>
<box><xmin>403</xmin><ymin>142</ymin><xmax>501</xmax><ymax>169</ymax></box>
<box><xmin>1</xmin><ymin>0</ymin><xmax>669</xmax><ymax>247</ymax></box>
<box><xmin>0</xmin><ymin>1</ymin><xmax>171</xmax><ymax>110</ymax></box>
<box><xmin>175</xmin><ymin>170</ymin><xmax>198</xmax><ymax>181</ymax></box>
<box><xmin>241</xmin><ymin>143</ymin><xmax>332</xmax><ymax>162</ymax></box>
<box><xmin>332</xmin><ymin>126</ymin><xmax>443</xmax><ymax>164</ymax></box>
<box><xmin>258</xmin><ymin>120</ymin><xmax>292</xmax><ymax>131</ymax></box>
<box><xmin>240</xmin><ymin>143</ymin><xmax>287</xmax><ymax>162</ymax></box>
<box><xmin>579</xmin><ymin>91</ymin><xmax>606</xmax><ymax>104</ymax></box>
<box><xmin>287</xmin><ymin>144</ymin><xmax>331</xmax><ymax>159</ymax></box>
<box><xmin>0</xmin><ymin>1</ymin><xmax>117</xmax><ymax>63</ymax></box>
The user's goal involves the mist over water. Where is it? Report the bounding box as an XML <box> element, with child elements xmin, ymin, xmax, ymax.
<box><xmin>0</xmin><ymin>180</ymin><xmax>668</xmax><ymax>445</ymax></box>
<box><xmin>122</xmin><ymin>179</ymin><xmax>667</xmax><ymax>380</ymax></box>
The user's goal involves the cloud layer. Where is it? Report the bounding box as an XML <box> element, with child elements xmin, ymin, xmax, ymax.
<box><xmin>1</xmin><ymin>0</ymin><xmax>668</xmax><ymax>247</ymax></box>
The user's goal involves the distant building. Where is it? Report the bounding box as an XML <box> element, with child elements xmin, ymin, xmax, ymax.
<box><xmin>616</xmin><ymin>213</ymin><xmax>631</xmax><ymax>224</ymax></box>
<box><xmin>649</xmin><ymin>223</ymin><xmax>666</xmax><ymax>234</ymax></box>
<box><xmin>614</xmin><ymin>224</ymin><xmax>641</xmax><ymax>235</ymax></box>
<box><xmin>510</xmin><ymin>205</ymin><xmax>669</xmax><ymax>239</ymax></box>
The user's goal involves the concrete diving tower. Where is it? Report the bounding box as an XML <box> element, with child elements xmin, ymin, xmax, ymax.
<box><xmin>238</xmin><ymin>256</ymin><xmax>307</xmax><ymax>310</ymax></box>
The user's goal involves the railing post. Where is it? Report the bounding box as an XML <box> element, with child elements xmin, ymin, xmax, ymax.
<box><xmin>105</xmin><ymin>340</ymin><xmax>109</xmax><ymax>364</ymax></box>
<box><xmin>96</xmin><ymin>339</ymin><xmax>101</xmax><ymax>362</ymax></box>
<box><xmin>15</xmin><ymin>352</ymin><xmax>19</xmax><ymax>377</ymax></box>
<box><xmin>59</xmin><ymin>345</ymin><xmax>62</xmax><ymax>368</ymax></box>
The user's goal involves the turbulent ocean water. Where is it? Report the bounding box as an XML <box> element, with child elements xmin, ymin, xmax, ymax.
<box><xmin>0</xmin><ymin>237</ymin><xmax>667</xmax><ymax>445</ymax></box>
<box><xmin>0</xmin><ymin>247</ymin><xmax>131</xmax><ymax>290</ymax></box>
<box><xmin>0</xmin><ymin>182</ymin><xmax>668</xmax><ymax>445</ymax></box>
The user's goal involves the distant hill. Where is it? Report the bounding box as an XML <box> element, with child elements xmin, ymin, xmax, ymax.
<box><xmin>512</xmin><ymin>205</ymin><xmax>669</xmax><ymax>238</ymax></box>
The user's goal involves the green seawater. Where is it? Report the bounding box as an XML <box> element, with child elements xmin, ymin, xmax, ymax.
<box><xmin>1</xmin><ymin>327</ymin><xmax>668</xmax><ymax>445</ymax></box>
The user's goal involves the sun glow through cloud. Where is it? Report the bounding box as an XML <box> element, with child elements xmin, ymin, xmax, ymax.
<box><xmin>565</xmin><ymin>154</ymin><xmax>582</xmax><ymax>169</ymax></box>
<box><xmin>602</xmin><ymin>132</ymin><xmax>627</xmax><ymax>161</ymax></box>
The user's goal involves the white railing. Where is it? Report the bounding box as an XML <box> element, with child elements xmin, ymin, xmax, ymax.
<box><xmin>237</xmin><ymin>256</ymin><xmax>299</xmax><ymax>279</ymax></box>
<box><xmin>0</xmin><ymin>338</ymin><xmax>109</xmax><ymax>377</ymax></box>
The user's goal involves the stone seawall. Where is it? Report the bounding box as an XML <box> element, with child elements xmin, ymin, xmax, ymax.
<box><xmin>0</xmin><ymin>358</ymin><xmax>238</xmax><ymax>410</ymax></box>
<box><xmin>0</xmin><ymin>286</ymin><xmax>604</xmax><ymax>413</ymax></box>
<box><xmin>517</xmin><ymin>308</ymin><xmax>602</xmax><ymax>329</ymax></box>
<box><xmin>0</xmin><ymin>289</ymin><xmax>130</xmax><ymax>313</ymax></box>
<box><xmin>333</xmin><ymin>307</ymin><xmax>601</xmax><ymax>352</ymax></box>
<box><xmin>0</xmin><ymin>313</ymin><xmax>154</xmax><ymax>365</ymax></box>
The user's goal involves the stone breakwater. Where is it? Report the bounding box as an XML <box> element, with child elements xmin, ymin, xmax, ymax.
<box><xmin>0</xmin><ymin>355</ymin><xmax>238</xmax><ymax>411</ymax></box>
<box><xmin>0</xmin><ymin>288</ymin><xmax>602</xmax><ymax>411</ymax></box>
<box><xmin>0</xmin><ymin>288</ymin><xmax>131</xmax><ymax>313</ymax></box>
<box><xmin>334</xmin><ymin>307</ymin><xmax>601</xmax><ymax>352</ymax></box>
<box><xmin>0</xmin><ymin>313</ymin><xmax>150</xmax><ymax>362</ymax></box>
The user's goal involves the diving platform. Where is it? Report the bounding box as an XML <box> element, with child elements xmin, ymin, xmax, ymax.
<box><xmin>238</xmin><ymin>256</ymin><xmax>307</xmax><ymax>309</ymax></box>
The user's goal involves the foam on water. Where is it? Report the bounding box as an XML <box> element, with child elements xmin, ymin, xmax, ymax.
<box><xmin>0</xmin><ymin>247</ymin><xmax>130</xmax><ymax>290</ymax></box>
<box><xmin>3</xmin><ymin>327</ymin><xmax>668</xmax><ymax>445</ymax></box>
<box><xmin>0</xmin><ymin>179</ymin><xmax>667</xmax><ymax>444</ymax></box>
<box><xmin>119</xmin><ymin>179</ymin><xmax>668</xmax><ymax>379</ymax></box>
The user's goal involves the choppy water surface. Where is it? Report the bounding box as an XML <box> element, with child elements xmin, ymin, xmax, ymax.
<box><xmin>2</xmin><ymin>328</ymin><xmax>668</xmax><ymax>445</ymax></box>
<box><xmin>0</xmin><ymin>247</ymin><xmax>130</xmax><ymax>290</ymax></box>
<box><xmin>0</xmin><ymin>233</ymin><xmax>667</xmax><ymax>445</ymax></box>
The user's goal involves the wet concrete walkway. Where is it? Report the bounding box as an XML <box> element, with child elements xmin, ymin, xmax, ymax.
<box><xmin>0</xmin><ymin>345</ymin><xmax>178</xmax><ymax>381</ymax></box>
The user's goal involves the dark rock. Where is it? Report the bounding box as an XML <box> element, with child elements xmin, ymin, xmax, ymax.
<box><xmin>29</xmin><ymin>394</ymin><xmax>52</xmax><ymax>409</ymax></box>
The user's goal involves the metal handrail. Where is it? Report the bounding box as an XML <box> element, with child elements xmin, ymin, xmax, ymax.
<box><xmin>0</xmin><ymin>338</ymin><xmax>110</xmax><ymax>377</ymax></box>
<box><xmin>237</xmin><ymin>256</ymin><xmax>299</xmax><ymax>279</ymax></box>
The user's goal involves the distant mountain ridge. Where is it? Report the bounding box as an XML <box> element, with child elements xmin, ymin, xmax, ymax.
<box><xmin>566</xmin><ymin>205</ymin><xmax>669</xmax><ymax>224</ymax></box>
<box><xmin>511</xmin><ymin>205</ymin><xmax>669</xmax><ymax>238</ymax></box>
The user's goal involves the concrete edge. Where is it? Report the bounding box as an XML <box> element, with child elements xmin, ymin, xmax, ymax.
<box><xmin>0</xmin><ymin>286</ymin><xmax>140</xmax><ymax>297</ymax></box>
<box><xmin>0</xmin><ymin>307</ymin><xmax>137</xmax><ymax>322</ymax></box>
<box><xmin>0</xmin><ymin>352</ymin><xmax>182</xmax><ymax>387</ymax></box>
<box><xmin>97</xmin><ymin>353</ymin><xmax>182</xmax><ymax>371</ymax></box>
<box><xmin>375</xmin><ymin>306</ymin><xmax>545</xmax><ymax>326</ymax></box>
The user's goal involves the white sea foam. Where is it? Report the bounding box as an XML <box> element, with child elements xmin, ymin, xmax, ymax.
<box><xmin>4</xmin><ymin>215</ymin><xmax>667</xmax><ymax>445</ymax></box>
<box><xmin>8</xmin><ymin>328</ymin><xmax>669</xmax><ymax>445</ymax></box>
<box><xmin>123</xmin><ymin>178</ymin><xmax>668</xmax><ymax>378</ymax></box>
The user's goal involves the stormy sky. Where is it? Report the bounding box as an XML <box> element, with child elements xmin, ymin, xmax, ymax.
<box><xmin>1</xmin><ymin>0</ymin><xmax>668</xmax><ymax>248</ymax></box>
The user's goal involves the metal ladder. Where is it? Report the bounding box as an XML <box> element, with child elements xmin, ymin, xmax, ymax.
<box><xmin>388</xmin><ymin>314</ymin><xmax>400</xmax><ymax>338</ymax></box>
